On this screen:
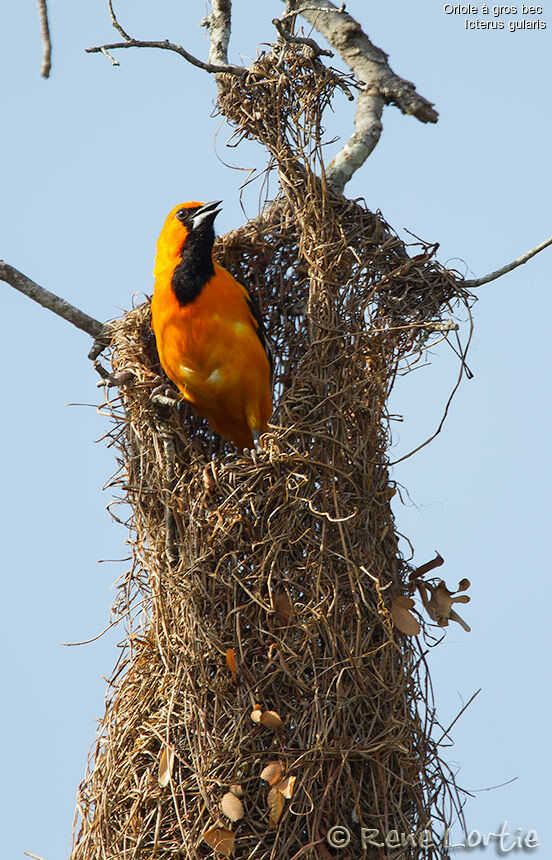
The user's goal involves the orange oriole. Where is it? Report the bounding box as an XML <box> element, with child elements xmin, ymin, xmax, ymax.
<box><xmin>151</xmin><ymin>201</ymin><xmax>273</xmax><ymax>450</ymax></box>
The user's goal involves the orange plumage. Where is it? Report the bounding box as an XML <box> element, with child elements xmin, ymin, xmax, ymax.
<box><xmin>151</xmin><ymin>201</ymin><xmax>273</xmax><ymax>450</ymax></box>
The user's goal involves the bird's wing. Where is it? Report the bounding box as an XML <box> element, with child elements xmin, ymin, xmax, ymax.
<box><xmin>244</xmin><ymin>288</ymin><xmax>274</xmax><ymax>385</ymax></box>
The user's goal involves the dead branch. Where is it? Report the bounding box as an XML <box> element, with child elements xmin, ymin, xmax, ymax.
<box><xmin>37</xmin><ymin>0</ymin><xmax>52</xmax><ymax>78</ymax></box>
<box><xmin>107</xmin><ymin>0</ymin><xmax>131</xmax><ymax>41</ymax></box>
<box><xmin>463</xmin><ymin>235</ymin><xmax>552</xmax><ymax>287</ymax></box>
<box><xmin>86</xmin><ymin>38</ymin><xmax>245</xmax><ymax>76</ymax></box>
<box><xmin>100</xmin><ymin>47</ymin><xmax>120</xmax><ymax>67</ymax></box>
<box><xmin>273</xmin><ymin>17</ymin><xmax>333</xmax><ymax>58</ymax></box>
<box><xmin>283</xmin><ymin>0</ymin><xmax>438</xmax><ymax>192</ymax></box>
<box><xmin>206</xmin><ymin>0</ymin><xmax>232</xmax><ymax>66</ymax></box>
<box><xmin>328</xmin><ymin>86</ymin><xmax>385</xmax><ymax>186</ymax></box>
<box><xmin>0</xmin><ymin>261</ymin><xmax>108</xmax><ymax>343</ymax></box>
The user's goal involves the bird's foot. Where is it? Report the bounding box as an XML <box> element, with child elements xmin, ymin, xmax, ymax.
<box><xmin>243</xmin><ymin>446</ymin><xmax>258</xmax><ymax>466</ymax></box>
<box><xmin>241</xmin><ymin>431</ymin><xmax>265</xmax><ymax>465</ymax></box>
<box><xmin>150</xmin><ymin>381</ymin><xmax>180</xmax><ymax>408</ymax></box>
<box><xmin>95</xmin><ymin>361</ymin><xmax>135</xmax><ymax>389</ymax></box>
<box><xmin>252</xmin><ymin>430</ymin><xmax>263</xmax><ymax>455</ymax></box>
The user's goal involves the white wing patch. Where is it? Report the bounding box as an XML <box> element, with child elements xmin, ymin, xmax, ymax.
<box><xmin>207</xmin><ymin>369</ymin><xmax>223</xmax><ymax>386</ymax></box>
<box><xmin>179</xmin><ymin>365</ymin><xmax>196</xmax><ymax>380</ymax></box>
<box><xmin>180</xmin><ymin>365</ymin><xmax>223</xmax><ymax>388</ymax></box>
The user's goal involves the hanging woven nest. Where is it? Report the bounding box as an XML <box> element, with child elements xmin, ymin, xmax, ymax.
<box><xmin>71</xmin><ymin>48</ymin><xmax>473</xmax><ymax>860</ymax></box>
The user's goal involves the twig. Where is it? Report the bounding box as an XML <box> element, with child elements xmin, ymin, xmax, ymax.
<box><xmin>61</xmin><ymin>617</ymin><xmax>122</xmax><ymax>646</ymax></box>
<box><xmin>37</xmin><ymin>0</ymin><xmax>52</xmax><ymax>78</ymax></box>
<box><xmin>0</xmin><ymin>261</ymin><xmax>106</xmax><ymax>340</ymax></box>
<box><xmin>426</xmin><ymin>319</ymin><xmax>459</xmax><ymax>332</ymax></box>
<box><xmin>158</xmin><ymin>421</ymin><xmax>179</xmax><ymax>567</ymax></box>
<box><xmin>389</xmin><ymin>310</ymin><xmax>474</xmax><ymax>467</ymax></box>
<box><xmin>101</xmin><ymin>47</ymin><xmax>120</xmax><ymax>66</ymax></box>
<box><xmin>471</xmin><ymin>776</ymin><xmax>518</xmax><ymax>792</ymax></box>
<box><xmin>462</xmin><ymin>235</ymin><xmax>552</xmax><ymax>287</ymax></box>
<box><xmin>108</xmin><ymin>0</ymin><xmax>131</xmax><ymax>41</ymax></box>
<box><xmin>272</xmin><ymin>17</ymin><xmax>333</xmax><ymax>58</ymax></box>
<box><xmin>86</xmin><ymin>39</ymin><xmax>245</xmax><ymax>76</ymax></box>
<box><xmin>434</xmin><ymin>689</ymin><xmax>481</xmax><ymax>747</ymax></box>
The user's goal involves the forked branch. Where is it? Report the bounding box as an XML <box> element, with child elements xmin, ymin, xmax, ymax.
<box><xmin>86</xmin><ymin>39</ymin><xmax>245</xmax><ymax>76</ymax></box>
<box><xmin>280</xmin><ymin>0</ymin><xmax>438</xmax><ymax>192</ymax></box>
<box><xmin>272</xmin><ymin>17</ymin><xmax>333</xmax><ymax>58</ymax></box>
<box><xmin>88</xmin><ymin>0</ymin><xmax>243</xmax><ymax>76</ymax></box>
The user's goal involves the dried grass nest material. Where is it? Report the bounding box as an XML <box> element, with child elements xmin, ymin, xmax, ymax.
<box><xmin>71</xmin><ymin>47</ymin><xmax>472</xmax><ymax>860</ymax></box>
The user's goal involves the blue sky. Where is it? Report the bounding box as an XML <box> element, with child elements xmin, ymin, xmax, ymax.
<box><xmin>1</xmin><ymin>2</ymin><xmax>550</xmax><ymax>857</ymax></box>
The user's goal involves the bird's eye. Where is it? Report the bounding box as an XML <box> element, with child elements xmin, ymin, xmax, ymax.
<box><xmin>176</xmin><ymin>208</ymin><xmax>190</xmax><ymax>224</ymax></box>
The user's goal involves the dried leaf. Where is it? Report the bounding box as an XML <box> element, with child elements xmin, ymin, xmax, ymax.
<box><xmin>392</xmin><ymin>595</ymin><xmax>415</xmax><ymax>609</ymax></box>
<box><xmin>275</xmin><ymin>774</ymin><xmax>296</xmax><ymax>799</ymax></box>
<box><xmin>220</xmin><ymin>791</ymin><xmax>244</xmax><ymax>822</ymax></box>
<box><xmin>426</xmin><ymin>582</ymin><xmax>453</xmax><ymax>623</ymax></box>
<box><xmin>229</xmin><ymin>784</ymin><xmax>244</xmax><ymax>798</ymax></box>
<box><xmin>274</xmin><ymin>591</ymin><xmax>293</xmax><ymax>626</ymax></box>
<box><xmin>250</xmin><ymin>707</ymin><xmax>263</xmax><ymax>723</ymax></box>
<box><xmin>391</xmin><ymin>605</ymin><xmax>421</xmax><ymax>636</ymax></box>
<box><xmin>226</xmin><ymin>648</ymin><xmax>237</xmax><ymax>681</ymax></box>
<box><xmin>260</xmin><ymin>710</ymin><xmax>284</xmax><ymax>730</ymax></box>
<box><xmin>391</xmin><ymin>598</ymin><xmax>420</xmax><ymax>636</ymax></box>
<box><xmin>203</xmin><ymin>827</ymin><xmax>235</xmax><ymax>857</ymax></box>
<box><xmin>424</xmin><ymin>580</ymin><xmax>470</xmax><ymax>632</ymax></box>
<box><xmin>410</xmin><ymin>551</ymin><xmax>444</xmax><ymax>580</ymax></box>
<box><xmin>268</xmin><ymin>787</ymin><xmax>285</xmax><ymax>826</ymax></box>
<box><xmin>260</xmin><ymin>761</ymin><xmax>284</xmax><ymax>785</ymax></box>
<box><xmin>158</xmin><ymin>745</ymin><xmax>175</xmax><ymax>788</ymax></box>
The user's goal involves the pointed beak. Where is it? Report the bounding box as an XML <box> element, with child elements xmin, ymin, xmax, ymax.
<box><xmin>192</xmin><ymin>200</ymin><xmax>223</xmax><ymax>230</ymax></box>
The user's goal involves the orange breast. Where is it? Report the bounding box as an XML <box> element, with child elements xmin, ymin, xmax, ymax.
<box><xmin>151</xmin><ymin>263</ymin><xmax>272</xmax><ymax>449</ymax></box>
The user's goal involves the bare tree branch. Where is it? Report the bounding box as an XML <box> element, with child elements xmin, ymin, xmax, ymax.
<box><xmin>37</xmin><ymin>0</ymin><xmax>52</xmax><ymax>78</ymax></box>
<box><xmin>206</xmin><ymin>0</ymin><xmax>232</xmax><ymax>66</ymax></box>
<box><xmin>287</xmin><ymin>0</ymin><xmax>438</xmax><ymax>121</ymax></box>
<box><xmin>0</xmin><ymin>261</ymin><xmax>107</xmax><ymax>341</ymax></box>
<box><xmin>281</xmin><ymin>3</ymin><xmax>348</xmax><ymax>18</ymax></box>
<box><xmin>462</xmin><ymin>236</ymin><xmax>552</xmax><ymax>287</ymax></box>
<box><xmin>100</xmin><ymin>47</ymin><xmax>120</xmax><ymax>67</ymax></box>
<box><xmin>282</xmin><ymin>0</ymin><xmax>438</xmax><ymax>192</ymax></box>
<box><xmin>327</xmin><ymin>87</ymin><xmax>385</xmax><ymax>190</ymax></box>
<box><xmin>272</xmin><ymin>17</ymin><xmax>333</xmax><ymax>58</ymax></box>
<box><xmin>107</xmin><ymin>0</ymin><xmax>132</xmax><ymax>41</ymax></box>
<box><xmin>86</xmin><ymin>38</ymin><xmax>244</xmax><ymax>76</ymax></box>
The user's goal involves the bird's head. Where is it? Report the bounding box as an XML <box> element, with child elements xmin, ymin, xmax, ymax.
<box><xmin>154</xmin><ymin>200</ymin><xmax>222</xmax><ymax>278</ymax></box>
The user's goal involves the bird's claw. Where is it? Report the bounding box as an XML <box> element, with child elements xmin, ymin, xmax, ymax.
<box><xmin>243</xmin><ymin>446</ymin><xmax>259</xmax><ymax>466</ymax></box>
<box><xmin>150</xmin><ymin>382</ymin><xmax>180</xmax><ymax>408</ymax></box>
<box><xmin>95</xmin><ymin>363</ymin><xmax>135</xmax><ymax>389</ymax></box>
<box><xmin>252</xmin><ymin>430</ymin><xmax>264</xmax><ymax>456</ymax></box>
<box><xmin>242</xmin><ymin>431</ymin><xmax>265</xmax><ymax>465</ymax></box>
